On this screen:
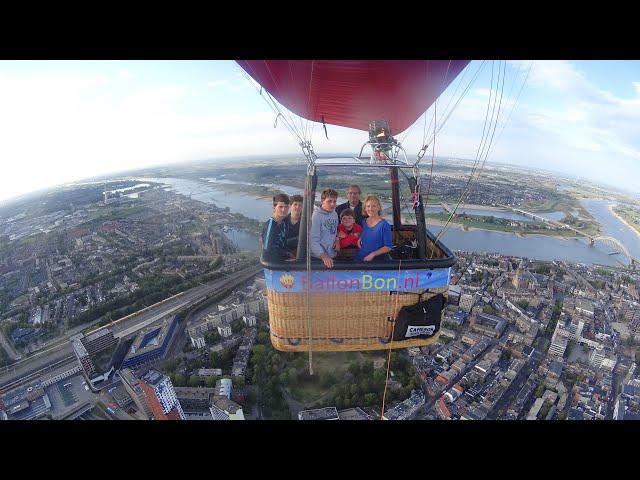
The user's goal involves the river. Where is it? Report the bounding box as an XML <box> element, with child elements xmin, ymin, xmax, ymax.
<box><xmin>132</xmin><ymin>176</ymin><xmax>635</xmax><ymax>266</ymax></box>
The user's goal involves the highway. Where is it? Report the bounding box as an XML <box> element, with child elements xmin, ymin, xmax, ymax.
<box><xmin>0</xmin><ymin>263</ymin><xmax>263</xmax><ymax>393</ymax></box>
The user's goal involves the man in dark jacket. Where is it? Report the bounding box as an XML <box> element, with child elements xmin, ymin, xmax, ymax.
<box><xmin>262</xmin><ymin>193</ymin><xmax>292</xmax><ymax>261</ymax></box>
<box><xmin>336</xmin><ymin>184</ymin><xmax>367</xmax><ymax>226</ymax></box>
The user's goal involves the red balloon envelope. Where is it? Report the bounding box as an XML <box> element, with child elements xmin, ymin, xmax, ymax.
<box><xmin>237</xmin><ymin>60</ymin><xmax>470</xmax><ymax>135</ymax></box>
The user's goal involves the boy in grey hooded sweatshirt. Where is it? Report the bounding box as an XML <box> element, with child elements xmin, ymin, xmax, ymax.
<box><xmin>310</xmin><ymin>188</ymin><xmax>340</xmax><ymax>268</ymax></box>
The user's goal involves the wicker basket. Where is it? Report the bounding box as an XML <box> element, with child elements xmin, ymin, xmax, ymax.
<box><xmin>267</xmin><ymin>287</ymin><xmax>448</xmax><ymax>352</ymax></box>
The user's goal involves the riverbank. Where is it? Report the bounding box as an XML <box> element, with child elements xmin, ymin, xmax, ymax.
<box><xmin>425</xmin><ymin>203</ymin><xmax>507</xmax><ymax>212</ymax></box>
<box><xmin>609</xmin><ymin>204</ymin><xmax>640</xmax><ymax>240</ymax></box>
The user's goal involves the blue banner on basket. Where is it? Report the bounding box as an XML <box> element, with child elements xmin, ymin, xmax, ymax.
<box><xmin>264</xmin><ymin>268</ymin><xmax>451</xmax><ymax>293</ymax></box>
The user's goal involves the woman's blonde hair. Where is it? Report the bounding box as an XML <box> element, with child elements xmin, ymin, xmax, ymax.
<box><xmin>363</xmin><ymin>194</ymin><xmax>382</xmax><ymax>216</ymax></box>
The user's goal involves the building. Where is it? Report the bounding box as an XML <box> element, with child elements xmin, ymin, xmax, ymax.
<box><xmin>512</xmin><ymin>269</ymin><xmax>538</xmax><ymax>290</ymax></box>
<box><xmin>191</xmin><ymin>335</ymin><xmax>206</xmax><ymax>349</ymax></box>
<box><xmin>174</xmin><ymin>387</ymin><xmax>217</xmax><ymax>413</ymax></box>
<box><xmin>448</xmin><ymin>285</ymin><xmax>462</xmax><ymax>305</ymax></box>
<box><xmin>186</xmin><ymin>295</ymin><xmax>267</xmax><ymax>343</ymax></box>
<box><xmin>298</xmin><ymin>407</ymin><xmax>340</xmax><ymax>420</ymax></box>
<box><xmin>242</xmin><ymin>314</ymin><xmax>257</xmax><ymax>327</ymax></box>
<box><xmin>81</xmin><ymin>328</ymin><xmax>116</xmax><ymax>355</ymax></box>
<box><xmin>0</xmin><ymin>384</ymin><xmax>52</xmax><ymax>420</ymax></box>
<box><xmin>337</xmin><ymin>407</ymin><xmax>373</xmax><ymax>420</ymax></box>
<box><xmin>575</xmin><ymin>298</ymin><xmax>595</xmax><ymax>317</ymax></box>
<box><xmin>459</xmin><ymin>293</ymin><xmax>474</xmax><ymax>313</ymax></box>
<box><xmin>121</xmin><ymin>316</ymin><xmax>179</xmax><ymax>369</ymax></box>
<box><xmin>120</xmin><ymin>368</ymin><xmax>153</xmax><ymax>419</ymax></box>
<box><xmin>549</xmin><ymin>333</ymin><xmax>568</xmax><ymax>357</ymax></box>
<box><xmin>71</xmin><ymin>338</ymin><xmax>96</xmax><ymax>377</ymax></box>
<box><xmin>215</xmin><ymin>378</ymin><xmax>232</xmax><ymax>399</ymax></box>
<box><xmin>110</xmin><ymin>384</ymin><xmax>133</xmax><ymax>408</ymax></box>
<box><xmin>10</xmin><ymin>327</ymin><xmax>45</xmax><ymax>345</ymax></box>
<box><xmin>210</xmin><ymin>396</ymin><xmax>245</xmax><ymax>420</ymax></box>
<box><xmin>197</xmin><ymin>368</ymin><xmax>222</xmax><ymax>378</ymax></box>
<box><xmin>232</xmin><ymin>328</ymin><xmax>256</xmax><ymax>377</ymax></box>
<box><xmin>589</xmin><ymin>346</ymin><xmax>606</xmax><ymax>368</ymax></box>
<box><xmin>136</xmin><ymin>368</ymin><xmax>184</xmax><ymax>420</ymax></box>
<box><xmin>470</xmin><ymin>312</ymin><xmax>507</xmax><ymax>338</ymax></box>
<box><xmin>444</xmin><ymin>384</ymin><xmax>464</xmax><ymax>403</ymax></box>
<box><xmin>217</xmin><ymin>324</ymin><xmax>232</xmax><ymax>338</ymax></box>
<box><xmin>383</xmin><ymin>390</ymin><xmax>425</xmax><ymax>420</ymax></box>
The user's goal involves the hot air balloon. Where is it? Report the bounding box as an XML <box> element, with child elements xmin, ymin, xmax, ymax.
<box><xmin>237</xmin><ymin>60</ymin><xmax>469</xmax><ymax>352</ymax></box>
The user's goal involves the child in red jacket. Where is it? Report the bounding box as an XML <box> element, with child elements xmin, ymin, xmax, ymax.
<box><xmin>337</xmin><ymin>209</ymin><xmax>362</xmax><ymax>250</ymax></box>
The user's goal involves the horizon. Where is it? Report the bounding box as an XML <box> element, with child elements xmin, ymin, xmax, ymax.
<box><xmin>0</xmin><ymin>152</ymin><xmax>635</xmax><ymax>211</ymax></box>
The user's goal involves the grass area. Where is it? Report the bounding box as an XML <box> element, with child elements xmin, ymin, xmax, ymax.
<box><xmin>613</xmin><ymin>206</ymin><xmax>640</xmax><ymax>235</ymax></box>
<box><xmin>426</xmin><ymin>212</ymin><xmax>596</xmax><ymax>238</ymax></box>
<box><xmin>0</xmin><ymin>344</ymin><xmax>14</xmax><ymax>368</ymax></box>
<box><xmin>286</xmin><ymin>350</ymin><xmax>386</xmax><ymax>405</ymax></box>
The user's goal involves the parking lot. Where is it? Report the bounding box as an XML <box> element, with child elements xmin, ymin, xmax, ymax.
<box><xmin>45</xmin><ymin>374</ymin><xmax>98</xmax><ymax>418</ymax></box>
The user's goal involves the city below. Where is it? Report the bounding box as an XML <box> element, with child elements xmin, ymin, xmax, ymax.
<box><xmin>0</xmin><ymin>157</ymin><xmax>638</xmax><ymax>421</ymax></box>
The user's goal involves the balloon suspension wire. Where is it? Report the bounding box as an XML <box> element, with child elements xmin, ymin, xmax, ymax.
<box><xmin>380</xmin><ymin>259</ymin><xmax>403</xmax><ymax>420</ymax></box>
<box><xmin>261</xmin><ymin>60</ymin><xmax>309</xmax><ymax>145</ymax></box>
<box><xmin>432</xmin><ymin>61</ymin><xmax>503</xmax><ymax>251</ymax></box>
<box><xmin>486</xmin><ymin>60</ymin><xmax>533</xmax><ymax>160</ymax></box>
<box><xmin>431</xmin><ymin>61</ymin><xmax>507</xmax><ymax>254</ymax></box>
<box><xmin>423</xmin><ymin>97</ymin><xmax>437</xmax><ymax>256</ymax></box>
<box><xmin>421</xmin><ymin>61</ymin><xmax>450</xmax><ymax>150</ymax></box>
<box><xmin>238</xmin><ymin>63</ymin><xmax>306</xmax><ymax>146</ymax></box>
<box><xmin>305</xmin><ymin>179</ymin><xmax>313</xmax><ymax>375</ymax></box>
<box><xmin>422</xmin><ymin>60</ymin><xmax>486</xmax><ymax>151</ymax></box>
<box><xmin>240</xmin><ymin>61</ymin><xmax>320</xmax><ymax>373</ymax></box>
<box><xmin>411</xmin><ymin>61</ymin><xmax>486</xmax><ymax>165</ymax></box>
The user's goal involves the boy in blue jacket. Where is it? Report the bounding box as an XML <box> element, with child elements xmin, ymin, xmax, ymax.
<box><xmin>262</xmin><ymin>193</ymin><xmax>293</xmax><ymax>261</ymax></box>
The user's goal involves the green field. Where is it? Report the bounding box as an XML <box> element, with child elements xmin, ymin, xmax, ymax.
<box><xmin>285</xmin><ymin>350</ymin><xmax>386</xmax><ymax>405</ymax></box>
<box><xmin>614</xmin><ymin>206</ymin><xmax>640</xmax><ymax>235</ymax></box>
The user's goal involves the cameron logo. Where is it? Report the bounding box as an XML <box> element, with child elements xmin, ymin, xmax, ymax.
<box><xmin>406</xmin><ymin>325</ymin><xmax>435</xmax><ymax>337</ymax></box>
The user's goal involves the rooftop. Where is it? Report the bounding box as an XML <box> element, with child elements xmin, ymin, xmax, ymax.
<box><xmin>84</xmin><ymin>328</ymin><xmax>114</xmax><ymax>343</ymax></box>
<box><xmin>141</xmin><ymin>368</ymin><xmax>166</xmax><ymax>387</ymax></box>
<box><xmin>124</xmin><ymin>315</ymin><xmax>177</xmax><ymax>361</ymax></box>
<box><xmin>298</xmin><ymin>407</ymin><xmax>340</xmax><ymax>421</ymax></box>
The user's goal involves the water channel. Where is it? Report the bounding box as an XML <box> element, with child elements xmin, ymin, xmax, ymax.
<box><xmin>132</xmin><ymin>176</ymin><xmax>637</xmax><ymax>267</ymax></box>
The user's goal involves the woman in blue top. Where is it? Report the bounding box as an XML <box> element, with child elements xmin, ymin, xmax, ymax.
<box><xmin>356</xmin><ymin>195</ymin><xmax>393</xmax><ymax>262</ymax></box>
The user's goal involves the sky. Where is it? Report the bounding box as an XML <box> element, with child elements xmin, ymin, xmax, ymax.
<box><xmin>0</xmin><ymin>59</ymin><xmax>638</xmax><ymax>204</ymax></box>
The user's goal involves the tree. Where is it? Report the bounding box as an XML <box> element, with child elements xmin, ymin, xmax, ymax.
<box><xmin>173</xmin><ymin>374</ymin><xmax>186</xmax><ymax>387</ymax></box>
<box><xmin>204</xmin><ymin>377</ymin><xmax>216</xmax><ymax>388</ymax></box>
<box><xmin>257</xmin><ymin>331</ymin><xmax>270</xmax><ymax>345</ymax></box>
<box><xmin>364</xmin><ymin>393</ymin><xmax>377</xmax><ymax>406</ymax></box>
<box><xmin>188</xmin><ymin>375</ymin><xmax>201</xmax><ymax>387</ymax></box>
<box><xmin>252</xmin><ymin>344</ymin><xmax>267</xmax><ymax>359</ymax></box>
<box><xmin>231</xmin><ymin>318</ymin><xmax>244</xmax><ymax>334</ymax></box>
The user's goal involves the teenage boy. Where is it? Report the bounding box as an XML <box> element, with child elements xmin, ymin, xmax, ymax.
<box><xmin>336</xmin><ymin>184</ymin><xmax>367</xmax><ymax>226</ymax></box>
<box><xmin>310</xmin><ymin>188</ymin><xmax>339</xmax><ymax>269</ymax></box>
<box><xmin>261</xmin><ymin>193</ymin><xmax>292</xmax><ymax>261</ymax></box>
<box><xmin>285</xmin><ymin>194</ymin><xmax>303</xmax><ymax>253</ymax></box>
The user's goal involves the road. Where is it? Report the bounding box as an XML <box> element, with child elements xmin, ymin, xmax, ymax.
<box><xmin>486</xmin><ymin>349</ymin><xmax>542</xmax><ymax>419</ymax></box>
<box><xmin>0</xmin><ymin>264</ymin><xmax>262</xmax><ymax>392</ymax></box>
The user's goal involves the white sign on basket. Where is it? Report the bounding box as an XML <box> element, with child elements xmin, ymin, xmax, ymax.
<box><xmin>405</xmin><ymin>325</ymin><xmax>435</xmax><ymax>338</ymax></box>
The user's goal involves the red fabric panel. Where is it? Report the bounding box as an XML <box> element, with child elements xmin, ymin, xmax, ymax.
<box><xmin>237</xmin><ymin>60</ymin><xmax>469</xmax><ymax>134</ymax></box>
